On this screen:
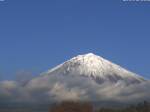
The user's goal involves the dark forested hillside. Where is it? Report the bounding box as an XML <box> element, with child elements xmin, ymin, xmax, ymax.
<box><xmin>49</xmin><ymin>101</ymin><xmax>150</xmax><ymax>112</ymax></box>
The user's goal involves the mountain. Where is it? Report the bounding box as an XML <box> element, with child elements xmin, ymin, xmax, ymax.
<box><xmin>44</xmin><ymin>53</ymin><xmax>144</xmax><ymax>84</ymax></box>
<box><xmin>0</xmin><ymin>54</ymin><xmax>149</xmax><ymax>112</ymax></box>
<box><xmin>25</xmin><ymin>53</ymin><xmax>148</xmax><ymax>104</ymax></box>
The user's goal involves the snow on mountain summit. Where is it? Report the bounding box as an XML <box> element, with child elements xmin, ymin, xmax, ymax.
<box><xmin>46</xmin><ymin>53</ymin><xmax>144</xmax><ymax>84</ymax></box>
<box><xmin>25</xmin><ymin>53</ymin><xmax>148</xmax><ymax>103</ymax></box>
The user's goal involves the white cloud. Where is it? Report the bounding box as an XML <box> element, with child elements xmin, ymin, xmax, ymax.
<box><xmin>0</xmin><ymin>74</ymin><xmax>150</xmax><ymax>106</ymax></box>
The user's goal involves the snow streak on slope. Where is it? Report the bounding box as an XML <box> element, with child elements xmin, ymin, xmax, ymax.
<box><xmin>46</xmin><ymin>53</ymin><xmax>144</xmax><ymax>84</ymax></box>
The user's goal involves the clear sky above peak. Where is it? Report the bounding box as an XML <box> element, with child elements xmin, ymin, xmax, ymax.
<box><xmin>0</xmin><ymin>0</ymin><xmax>150</xmax><ymax>80</ymax></box>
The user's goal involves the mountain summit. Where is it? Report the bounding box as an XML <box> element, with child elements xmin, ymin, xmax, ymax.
<box><xmin>25</xmin><ymin>53</ymin><xmax>149</xmax><ymax>104</ymax></box>
<box><xmin>46</xmin><ymin>53</ymin><xmax>144</xmax><ymax>84</ymax></box>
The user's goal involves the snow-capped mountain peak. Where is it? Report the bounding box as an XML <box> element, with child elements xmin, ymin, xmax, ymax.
<box><xmin>25</xmin><ymin>53</ymin><xmax>148</xmax><ymax>104</ymax></box>
<box><xmin>46</xmin><ymin>53</ymin><xmax>144</xmax><ymax>84</ymax></box>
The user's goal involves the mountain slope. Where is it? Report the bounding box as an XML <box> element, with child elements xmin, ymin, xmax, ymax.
<box><xmin>25</xmin><ymin>53</ymin><xmax>148</xmax><ymax>104</ymax></box>
<box><xmin>45</xmin><ymin>53</ymin><xmax>144</xmax><ymax>84</ymax></box>
<box><xmin>0</xmin><ymin>53</ymin><xmax>149</xmax><ymax>107</ymax></box>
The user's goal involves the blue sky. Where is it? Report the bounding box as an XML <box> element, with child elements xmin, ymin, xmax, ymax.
<box><xmin>0</xmin><ymin>0</ymin><xmax>150</xmax><ymax>80</ymax></box>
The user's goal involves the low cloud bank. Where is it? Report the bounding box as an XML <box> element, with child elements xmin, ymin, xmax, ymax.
<box><xmin>0</xmin><ymin>73</ymin><xmax>150</xmax><ymax>106</ymax></box>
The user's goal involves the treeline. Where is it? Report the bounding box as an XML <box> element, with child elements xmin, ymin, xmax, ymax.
<box><xmin>49</xmin><ymin>101</ymin><xmax>150</xmax><ymax>112</ymax></box>
<box><xmin>49</xmin><ymin>101</ymin><xmax>93</xmax><ymax>112</ymax></box>
<box><xmin>98</xmin><ymin>101</ymin><xmax>150</xmax><ymax>112</ymax></box>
